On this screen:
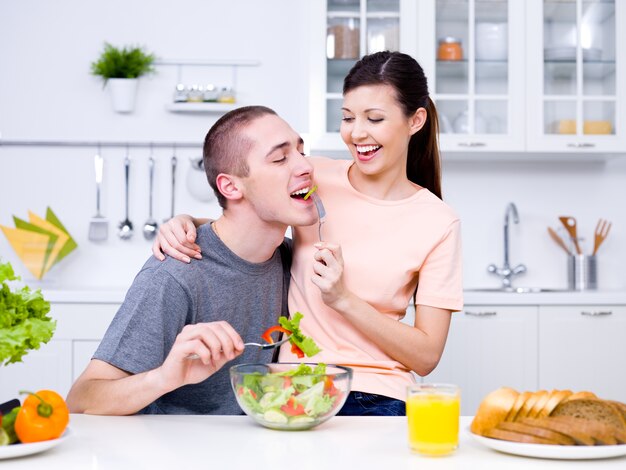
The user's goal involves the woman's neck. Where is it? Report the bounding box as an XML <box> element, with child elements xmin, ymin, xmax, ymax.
<box><xmin>348</xmin><ymin>162</ymin><xmax>418</xmax><ymax>200</ymax></box>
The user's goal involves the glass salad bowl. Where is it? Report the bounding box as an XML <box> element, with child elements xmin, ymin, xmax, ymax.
<box><xmin>230</xmin><ymin>363</ymin><xmax>353</xmax><ymax>431</ymax></box>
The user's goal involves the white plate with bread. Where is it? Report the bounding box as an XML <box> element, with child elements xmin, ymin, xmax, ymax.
<box><xmin>469</xmin><ymin>388</ymin><xmax>626</xmax><ymax>460</ymax></box>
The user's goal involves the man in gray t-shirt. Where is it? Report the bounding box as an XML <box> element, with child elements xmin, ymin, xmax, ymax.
<box><xmin>67</xmin><ymin>106</ymin><xmax>318</xmax><ymax>415</ymax></box>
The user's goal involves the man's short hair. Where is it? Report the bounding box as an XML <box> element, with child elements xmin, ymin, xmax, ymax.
<box><xmin>203</xmin><ymin>106</ymin><xmax>277</xmax><ymax>208</ymax></box>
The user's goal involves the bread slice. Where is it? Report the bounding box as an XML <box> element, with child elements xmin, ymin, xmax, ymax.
<box><xmin>496</xmin><ymin>421</ymin><xmax>576</xmax><ymax>445</ymax></box>
<box><xmin>520</xmin><ymin>417</ymin><xmax>595</xmax><ymax>446</ymax></box>
<box><xmin>551</xmin><ymin>398</ymin><xmax>626</xmax><ymax>431</ymax></box>
<box><xmin>516</xmin><ymin>390</ymin><xmax>545</xmax><ymax>421</ymax></box>
<box><xmin>528</xmin><ymin>390</ymin><xmax>550</xmax><ymax>419</ymax></box>
<box><xmin>608</xmin><ymin>401</ymin><xmax>626</xmax><ymax>422</ymax></box>
<box><xmin>548</xmin><ymin>416</ymin><xmax>625</xmax><ymax>445</ymax></box>
<box><xmin>506</xmin><ymin>391</ymin><xmax>531</xmax><ymax>422</ymax></box>
<box><xmin>563</xmin><ymin>391</ymin><xmax>597</xmax><ymax>402</ymax></box>
<box><xmin>471</xmin><ymin>387</ymin><xmax>519</xmax><ymax>436</ymax></box>
<box><xmin>539</xmin><ymin>389</ymin><xmax>572</xmax><ymax>418</ymax></box>
<box><xmin>484</xmin><ymin>427</ymin><xmax>558</xmax><ymax>445</ymax></box>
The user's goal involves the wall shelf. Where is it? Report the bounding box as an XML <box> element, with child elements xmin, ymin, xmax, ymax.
<box><xmin>165</xmin><ymin>102</ymin><xmax>238</xmax><ymax>113</ymax></box>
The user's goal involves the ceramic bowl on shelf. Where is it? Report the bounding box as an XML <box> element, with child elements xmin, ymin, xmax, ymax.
<box><xmin>476</xmin><ymin>23</ymin><xmax>508</xmax><ymax>61</ymax></box>
<box><xmin>230</xmin><ymin>363</ymin><xmax>352</xmax><ymax>431</ymax></box>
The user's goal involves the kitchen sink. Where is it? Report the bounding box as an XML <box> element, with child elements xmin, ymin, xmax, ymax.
<box><xmin>465</xmin><ymin>287</ymin><xmax>572</xmax><ymax>294</ymax></box>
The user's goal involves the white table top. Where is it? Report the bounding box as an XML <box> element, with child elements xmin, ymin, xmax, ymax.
<box><xmin>1</xmin><ymin>415</ymin><xmax>624</xmax><ymax>469</ymax></box>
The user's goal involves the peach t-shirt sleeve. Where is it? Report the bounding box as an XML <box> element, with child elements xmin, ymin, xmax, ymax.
<box><xmin>414</xmin><ymin>218</ymin><xmax>463</xmax><ymax>311</ymax></box>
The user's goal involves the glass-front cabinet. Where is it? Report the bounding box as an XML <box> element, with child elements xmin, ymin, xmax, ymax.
<box><xmin>308</xmin><ymin>0</ymin><xmax>625</xmax><ymax>157</ymax></box>
<box><xmin>526</xmin><ymin>0</ymin><xmax>625</xmax><ymax>152</ymax></box>
<box><xmin>417</xmin><ymin>0</ymin><xmax>526</xmax><ymax>153</ymax></box>
<box><xmin>308</xmin><ymin>0</ymin><xmax>418</xmax><ymax>154</ymax></box>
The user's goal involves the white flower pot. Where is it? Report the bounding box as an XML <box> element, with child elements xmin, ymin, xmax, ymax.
<box><xmin>107</xmin><ymin>78</ymin><xmax>138</xmax><ymax>113</ymax></box>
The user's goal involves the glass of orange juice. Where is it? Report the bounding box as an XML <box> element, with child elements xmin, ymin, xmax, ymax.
<box><xmin>407</xmin><ymin>383</ymin><xmax>460</xmax><ymax>456</ymax></box>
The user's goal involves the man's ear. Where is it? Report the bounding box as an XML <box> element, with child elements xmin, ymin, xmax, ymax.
<box><xmin>215</xmin><ymin>173</ymin><xmax>243</xmax><ymax>201</ymax></box>
<box><xmin>409</xmin><ymin>107</ymin><xmax>428</xmax><ymax>136</ymax></box>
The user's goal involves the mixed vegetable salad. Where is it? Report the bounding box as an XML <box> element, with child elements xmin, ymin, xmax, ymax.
<box><xmin>235</xmin><ymin>363</ymin><xmax>344</xmax><ymax>426</ymax></box>
<box><xmin>262</xmin><ymin>311</ymin><xmax>320</xmax><ymax>358</ymax></box>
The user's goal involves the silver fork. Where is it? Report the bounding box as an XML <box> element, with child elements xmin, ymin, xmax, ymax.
<box><xmin>310</xmin><ymin>192</ymin><xmax>326</xmax><ymax>242</ymax></box>
<box><xmin>187</xmin><ymin>335</ymin><xmax>291</xmax><ymax>359</ymax></box>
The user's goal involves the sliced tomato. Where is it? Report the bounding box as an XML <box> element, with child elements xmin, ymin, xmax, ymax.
<box><xmin>290</xmin><ymin>342</ymin><xmax>305</xmax><ymax>358</ymax></box>
<box><xmin>237</xmin><ymin>386</ymin><xmax>257</xmax><ymax>399</ymax></box>
<box><xmin>282</xmin><ymin>377</ymin><xmax>292</xmax><ymax>389</ymax></box>
<box><xmin>280</xmin><ymin>397</ymin><xmax>306</xmax><ymax>416</ymax></box>
<box><xmin>261</xmin><ymin>325</ymin><xmax>292</xmax><ymax>344</ymax></box>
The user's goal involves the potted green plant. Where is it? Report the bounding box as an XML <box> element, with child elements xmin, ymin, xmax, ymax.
<box><xmin>91</xmin><ymin>42</ymin><xmax>156</xmax><ymax>113</ymax></box>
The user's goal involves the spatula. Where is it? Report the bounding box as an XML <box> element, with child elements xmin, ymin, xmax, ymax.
<box><xmin>88</xmin><ymin>153</ymin><xmax>109</xmax><ymax>241</ymax></box>
<box><xmin>547</xmin><ymin>227</ymin><xmax>570</xmax><ymax>255</ymax></box>
<box><xmin>558</xmin><ymin>216</ymin><xmax>581</xmax><ymax>255</ymax></box>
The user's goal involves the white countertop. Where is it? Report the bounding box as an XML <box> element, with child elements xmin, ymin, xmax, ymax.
<box><xmin>1</xmin><ymin>415</ymin><xmax>624</xmax><ymax>469</ymax></box>
<box><xmin>41</xmin><ymin>287</ymin><xmax>626</xmax><ymax>305</ymax></box>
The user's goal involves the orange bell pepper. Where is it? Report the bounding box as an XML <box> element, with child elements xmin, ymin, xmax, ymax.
<box><xmin>15</xmin><ymin>390</ymin><xmax>69</xmax><ymax>443</ymax></box>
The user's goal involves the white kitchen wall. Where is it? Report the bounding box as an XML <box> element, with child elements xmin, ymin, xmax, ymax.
<box><xmin>1</xmin><ymin>1</ymin><xmax>625</xmax><ymax>292</ymax></box>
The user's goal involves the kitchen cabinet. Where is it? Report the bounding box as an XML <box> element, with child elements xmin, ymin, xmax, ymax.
<box><xmin>526</xmin><ymin>0</ymin><xmax>626</xmax><ymax>153</ymax></box>
<box><xmin>0</xmin><ymin>340</ymin><xmax>72</xmax><ymax>400</ymax></box>
<box><xmin>308</xmin><ymin>0</ymin><xmax>419</xmax><ymax>153</ymax></box>
<box><xmin>307</xmin><ymin>0</ymin><xmax>626</xmax><ymax>158</ymax></box>
<box><xmin>538</xmin><ymin>304</ymin><xmax>626</xmax><ymax>401</ymax></box>
<box><xmin>0</xmin><ymin>302</ymin><xmax>119</xmax><ymax>400</ymax></box>
<box><xmin>425</xmin><ymin>305</ymin><xmax>539</xmax><ymax>415</ymax></box>
<box><xmin>417</xmin><ymin>0</ymin><xmax>526</xmax><ymax>153</ymax></box>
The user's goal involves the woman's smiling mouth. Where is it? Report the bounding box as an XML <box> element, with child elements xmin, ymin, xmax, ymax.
<box><xmin>355</xmin><ymin>144</ymin><xmax>381</xmax><ymax>161</ymax></box>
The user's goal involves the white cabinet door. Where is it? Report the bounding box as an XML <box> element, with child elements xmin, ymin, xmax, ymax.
<box><xmin>425</xmin><ymin>305</ymin><xmax>539</xmax><ymax>415</ymax></box>
<box><xmin>526</xmin><ymin>0</ymin><xmax>626</xmax><ymax>153</ymax></box>
<box><xmin>309</xmin><ymin>0</ymin><xmax>419</xmax><ymax>154</ymax></box>
<box><xmin>419</xmin><ymin>0</ymin><xmax>527</xmax><ymax>153</ymax></box>
<box><xmin>0</xmin><ymin>340</ymin><xmax>72</xmax><ymax>400</ymax></box>
<box><xmin>538</xmin><ymin>305</ymin><xmax>626</xmax><ymax>400</ymax></box>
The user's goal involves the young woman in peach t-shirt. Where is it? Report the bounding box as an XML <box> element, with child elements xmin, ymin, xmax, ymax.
<box><xmin>153</xmin><ymin>52</ymin><xmax>463</xmax><ymax>415</ymax></box>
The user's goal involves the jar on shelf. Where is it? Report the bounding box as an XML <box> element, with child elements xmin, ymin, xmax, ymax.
<box><xmin>327</xmin><ymin>18</ymin><xmax>359</xmax><ymax>59</ymax></box>
<box><xmin>217</xmin><ymin>87</ymin><xmax>236</xmax><ymax>104</ymax></box>
<box><xmin>437</xmin><ymin>37</ymin><xmax>463</xmax><ymax>61</ymax></box>
<box><xmin>173</xmin><ymin>83</ymin><xmax>188</xmax><ymax>103</ymax></box>
<box><xmin>203</xmin><ymin>84</ymin><xmax>219</xmax><ymax>102</ymax></box>
<box><xmin>187</xmin><ymin>84</ymin><xmax>204</xmax><ymax>102</ymax></box>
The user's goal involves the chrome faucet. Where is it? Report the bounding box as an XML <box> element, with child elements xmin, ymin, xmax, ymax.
<box><xmin>488</xmin><ymin>202</ymin><xmax>527</xmax><ymax>288</ymax></box>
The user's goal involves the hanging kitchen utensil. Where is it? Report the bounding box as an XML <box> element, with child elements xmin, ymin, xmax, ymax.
<box><xmin>592</xmin><ymin>218</ymin><xmax>612</xmax><ymax>255</ymax></box>
<box><xmin>88</xmin><ymin>151</ymin><xmax>109</xmax><ymax>242</ymax></box>
<box><xmin>547</xmin><ymin>227</ymin><xmax>570</xmax><ymax>255</ymax></box>
<box><xmin>143</xmin><ymin>152</ymin><xmax>158</xmax><ymax>240</ymax></box>
<box><xmin>118</xmin><ymin>153</ymin><xmax>134</xmax><ymax>240</ymax></box>
<box><xmin>558</xmin><ymin>216</ymin><xmax>581</xmax><ymax>255</ymax></box>
<box><xmin>164</xmin><ymin>151</ymin><xmax>177</xmax><ymax>222</ymax></box>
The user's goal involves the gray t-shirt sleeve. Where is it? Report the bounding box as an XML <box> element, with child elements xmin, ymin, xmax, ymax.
<box><xmin>94</xmin><ymin>266</ymin><xmax>191</xmax><ymax>374</ymax></box>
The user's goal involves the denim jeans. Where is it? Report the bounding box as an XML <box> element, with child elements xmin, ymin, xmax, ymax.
<box><xmin>337</xmin><ymin>391</ymin><xmax>406</xmax><ymax>416</ymax></box>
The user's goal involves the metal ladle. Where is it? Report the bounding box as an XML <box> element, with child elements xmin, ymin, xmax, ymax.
<box><xmin>143</xmin><ymin>153</ymin><xmax>158</xmax><ymax>240</ymax></box>
<box><xmin>118</xmin><ymin>154</ymin><xmax>134</xmax><ymax>239</ymax></box>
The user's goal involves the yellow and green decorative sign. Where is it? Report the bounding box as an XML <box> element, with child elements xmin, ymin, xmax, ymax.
<box><xmin>1</xmin><ymin>208</ymin><xmax>77</xmax><ymax>279</ymax></box>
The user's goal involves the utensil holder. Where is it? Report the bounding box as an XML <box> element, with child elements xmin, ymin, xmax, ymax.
<box><xmin>567</xmin><ymin>255</ymin><xmax>597</xmax><ymax>291</ymax></box>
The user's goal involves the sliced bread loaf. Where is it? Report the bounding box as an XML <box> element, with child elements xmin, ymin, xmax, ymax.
<box><xmin>519</xmin><ymin>417</ymin><xmax>595</xmax><ymax>446</ymax></box>
<box><xmin>484</xmin><ymin>427</ymin><xmax>558</xmax><ymax>445</ymax></box>
<box><xmin>471</xmin><ymin>387</ymin><xmax>519</xmax><ymax>436</ymax></box>
<box><xmin>496</xmin><ymin>421</ymin><xmax>575</xmax><ymax>445</ymax></box>
<box><xmin>551</xmin><ymin>398</ymin><xmax>626</xmax><ymax>431</ymax></box>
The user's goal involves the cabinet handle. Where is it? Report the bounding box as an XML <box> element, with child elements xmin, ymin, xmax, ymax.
<box><xmin>567</xmin><ymin>143</ymin><xmax>596</xmax><ymax>148</ymax></box>
<box><xmin>465</xmin><ymin>311</ymin><xmax>497</xmax><ymax>317</ymax></box>
<box><xmin>581</xmin><ymin>310</ymin><xmax>612</xmax><ymax>316</ymax></box>
<box><xmin>458</xmin><ymin>142</ymin><xmax>486</xmax><ymax>148</ymax></box>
